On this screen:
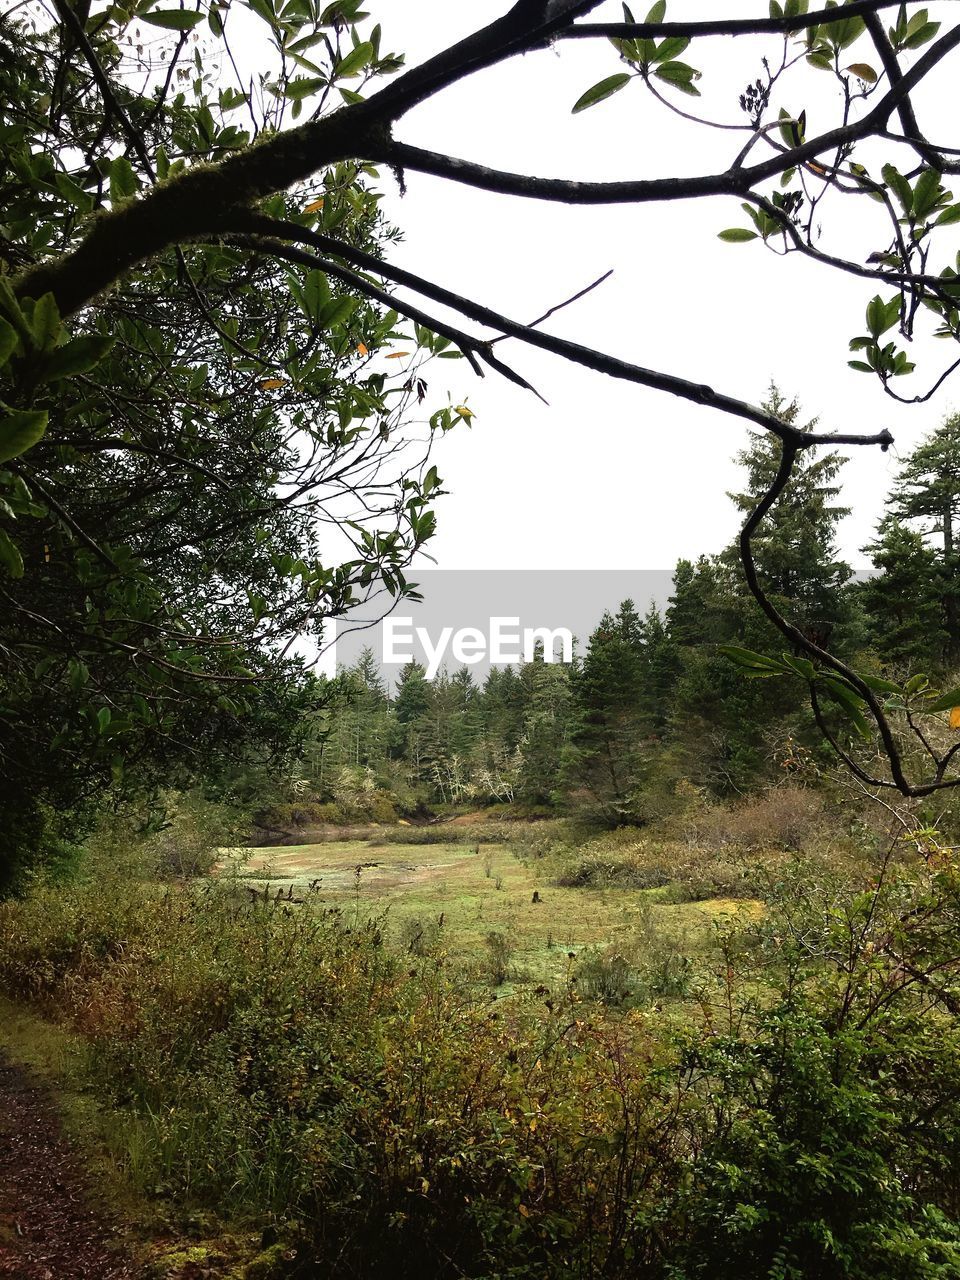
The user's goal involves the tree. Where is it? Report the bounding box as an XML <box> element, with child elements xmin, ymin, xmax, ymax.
<box><xmin>724</xmin><ymin>389</ymin><xmax>854</xmax><ymax>650</ymax></box>
<box><xmin>563</xmin><ymin>601</ymin><xmax>650</xmax><ymax>822</ymax></box>
<box><xmin>887</xmin><ymin>413</ymin><xmax>960</xmax><ymax>660</ymax></box>
<box><xmin>861</xmin><ymin>515</ymin><xmax>948</xmax><ymax>671</ymax></box>
<box><xmin>4</xmin><ymin>0</ymin><xmax>960</xmax><ymax>809</ymax></box>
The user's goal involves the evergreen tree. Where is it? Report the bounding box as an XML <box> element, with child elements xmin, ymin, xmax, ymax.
<box><xmin>517</xmin><ymin>651</ymin><xmax>573</xmax><ymax>805</ymax></box>
<box><xmin>887</xmin><ymin>413</ymin><xmax>960</xmax><ymax>661</ymax></box>
<box><xmin>563</xmin><ymin>601</ymin><xmax>649</xmax><ymax>823</ymax></box>
<box><xmin>860</xmin><ymin>517</ymin><xmax>947</xmax><ymax>671</ymax></box>
<box><xmin>723</xmin><ymin>387</ymin><xmax>853</xmax><ymax>648</ymax></box>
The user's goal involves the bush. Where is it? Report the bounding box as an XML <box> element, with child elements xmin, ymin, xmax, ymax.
<box><xmin>147</xmin><ymin>790</ymin><xmax>244</xmax><ymax>879</ymax></box>
<box><xmin>4</xmin><ymin>852</ymin><xmax>960</xmax><ymax>1277</ymax></box>
<box><xmin>689</xmin><ymin>784</ymin><xmax>826</xmax><ymax>852</ymax></box>
<box><xmin>553</xmin><ymin>832</ymin><xmax>763</xmax><ymax>901</ymax></box>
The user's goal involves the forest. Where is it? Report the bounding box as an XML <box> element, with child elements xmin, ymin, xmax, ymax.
<box><xmin>4</xmin><ymin>0</ymin><xmax>960</xmax><ymax>1277</ymax></box>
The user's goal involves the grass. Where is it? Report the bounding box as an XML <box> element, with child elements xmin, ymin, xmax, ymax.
<box><xmin>232</xmin><ymin>837</ymin><xmax>758</xmax><ymax>988</ymax></box>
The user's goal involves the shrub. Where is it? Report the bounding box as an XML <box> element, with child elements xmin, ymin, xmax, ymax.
<box><xmin>690</xmin><ymin>784</ymin><xmax>826</xmax><ymax>852</ymax></box>
<box><xmin>147</xmin><ymin>790</ymin><xmax>243</xmax><ymax>879</ymax></box>
<box><xmin>3</xmin><ymin>853</ymin><xmax>960</xmax><ymax>1278</ymax></box>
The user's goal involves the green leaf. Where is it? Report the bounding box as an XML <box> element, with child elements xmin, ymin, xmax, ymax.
<box><xmin>0</xmin><ymin>410</ymin><xmax>48</xmax><ymax>464</ymax></box>
<box><xmin>246</xmin><ymin>0</ymin><xmax>277</xmax><ymax>25</ymax></box>
<box><xmin>97</xmin><ymin>707</ymin><xmax>112</xmax><ymax>735</ymax></box>
<box><xmin>0</xmin><ymin>318</ymin><xmax>17</xmax><ymax>367</ymax></box>
<box><xmin>37</xmin><ymin>334</ymin><xmax>115</xmax><ymax>384</ymax></box>
<box><xmin>572</xmin><ymin>73</ymin><xmax>631</xmax><ymax>113</ymax></box>
<box><xmin>31</xmin><ymin>293</ymin><xmax>61</xmax><ymax>351</ymax></box>
<box><xmin>924</xmin><ymin>687</ymin><xmax>960</xmax><ymax>713</ymax></box>
<box><xmin>141</xmin><ymin>8</ymin><xmax>205</xmax><ymax>29</ymax></box>
<box><xmin>820</xmin><ymin>677</ymin><xmax>871</xmax><ymax>738</ymax></box>
<box><xmin>317</xmin><ymin>296</ymin><xmax>358</xmax><ymax>328</ymax></box>
<box><xmin>109</xmin><ymin>155</ymin><xmax>140</xmax><ymax>204</ymax></box>
<box><xmin>781</xmin><ymin>653</ymin><xmax>816</xmax><ymax>679</ymax></box>
<box><xmin>283</xmin><ymin>75</ymin><xmax>326</xmax><ymax>100</ymax></box>
<box><xmin>718</xmin><ymin>645</ymin><xmax>789</xmax><ymax>673</ymax></box>
<box><xmin>912</xmin><ymin>167</ymin><xmax>943</xmax><ymax>219</ymax></box>
<box><xmin>718</xmin><ymin>228</ymin><xmax>758</xmax><ymax>242</ymax></box>
<box><xmin>866</xmin><ymin>294</ymin><xmax>899</xmax><ymax>338</ymax></box>
<box><xmin>644</xmin><ymin>0</ymin><xmax>666</xmax><ymax>21</ymax></box>
<box><xmin>650</xmin><ymin>36</ymin><xmax>689</xmax><ymax>64</ymax></box>
<box><xmin>881</xmin><ymin>163</ymin><xmax>912</xmax><ymax>215</ymax></box>
<box><xmin>335</xmin><ymin>41</ymin><xmax>374</xmax><ymax>78</ymax></box>
<box><xmin>859</xmin><ymin>673</ymin><xmax>902</xmax><ymax>694</ymax></box>
<box><xmin>653</xmin><ymin>60</ymin><xmax>701</xmax><ymax>95</ymax></box>
<box><xmin>0</xmin><ymin>529</ymin><xmax>23</xmax><ymax>578</ymax></box>
<box><xmin>902</xmin><ymin>20</ymin><xmax>940</xmax><ymax>49</ymax></box>
<box><xmin>935</xmin><ymin>205</ymin><xmax>960</xmax><ymax>226</ymax></box>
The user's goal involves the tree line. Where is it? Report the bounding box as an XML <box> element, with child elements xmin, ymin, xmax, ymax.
<box><xmin>291</xmin><ymin>391</ymin><xmax>960</xmax><ymax>826</ymax></box>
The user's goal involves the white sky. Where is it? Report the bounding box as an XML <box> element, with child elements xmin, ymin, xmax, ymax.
<box><xmin>351</xmin><ymin>1</ymin><xmax>958</xmax><ymax>572</ymax></box>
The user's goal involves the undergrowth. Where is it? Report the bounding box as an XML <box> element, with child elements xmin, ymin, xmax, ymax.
<box><xmin>3</xmin><ymin>840</ymin><xmax>960</xmax><ymax>1278</ymax></box>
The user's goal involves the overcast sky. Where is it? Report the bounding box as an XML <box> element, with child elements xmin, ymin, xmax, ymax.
<box><xmin>343</xmin><ymin>1</ymin><xmax>957</xmax><ymax>574</ymax></box>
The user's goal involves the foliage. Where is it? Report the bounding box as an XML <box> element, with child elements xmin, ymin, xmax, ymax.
<box><xmin>4</xmin><ymin>833</ymin><xmax>960</xmax><ymax>1276</ymax></box>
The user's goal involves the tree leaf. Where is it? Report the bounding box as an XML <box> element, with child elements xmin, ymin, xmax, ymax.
<box><xmin>0</xmin><ymin>318</ymin><xmax>17</xmax><ymax>367</ymax></box>
<box><xmin>846</xmin><ymin>62</ymin><xmax>877</xmax><ymax>82</ymax></box>
<box><xmin>650</xmin><ymin>36</ymin><xmax>689</xmax><ymax>64</ymax></box>
<box><xmin>881</xmin><ymin>163</ymin><xmax>912</xmax><ymax>215</ymax></box>
<box><xmin>718</xmin><ymin>645</ymin><xmax>789</xmax><ymax>672</ymax></box>
<box><xmin>0</xmin><ymin>529</ymin><xmax>23</xmax><ymax>578</ymax></box>
<box><xmin>653</xmin><ymin>61</ymin><xmax>701</xmax><ymax>95</ymax></box>
<box><xmin>0</xmin><ymin>409</ymin><xmax>48</xmax><ymax>464</ymax></box>
<box><xmin>572</xmin><ymin>74</ymin><xmax>631</xmax><ymax>113</ymax></box>
<box><xmin>925</xmin><ymin>686</ymin><xmax>960</xmax><ymax>713</ymax></box>
<box><xmin>31</xmin><ymin>293</ymin><xmax>61</xmax><ymax>352</ymax></box>
<box><xmin>902</xmin><ymin>20</ymin><xmax>940</xmax><ymax>50</ymax></box>
<box><xmin>109</xmin><ymin>156</ymin><xmax>140</xmax><ymax>204</ymax></box>
<box><xmin>141</xmin><ymin>9</ymin><xmax>205</xmax><ymax>29</ymax></box>
<box><xmin>335</xmin><ymin>42</ymin><xmax>374</xmax><ymax>78</ymax></box>
<box><xmin>718</xmin><ymin>228</ymin><xmax>758</xmax><ymax>242</ymax></box>
<box><xmin>37</xmin><ymin>334</ymin><xmax>114</xmax><ymax>384</ymax></box>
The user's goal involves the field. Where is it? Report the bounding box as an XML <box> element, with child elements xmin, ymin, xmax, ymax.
<box><xmin>228</xmin><ymin>831</ymin><xmax>759</xmax><ymax>987</ymax></box>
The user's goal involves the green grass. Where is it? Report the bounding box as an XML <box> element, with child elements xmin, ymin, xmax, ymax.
<box><xmin>233</xmin><ymin>838</ymin><xmax>758</xmax><ymax>987</ymax></box>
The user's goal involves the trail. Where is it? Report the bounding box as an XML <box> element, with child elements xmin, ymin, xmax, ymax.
<box><xmin>0</xmin><ymin>1051</ymin><xmax>136</xmax><ymax>1279</ymax></box>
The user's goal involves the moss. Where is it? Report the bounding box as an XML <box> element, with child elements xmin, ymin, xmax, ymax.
<box><xmin>238</xmin><ymin>1242</ymin><xmax>297</xmax><ymax>1279</ymax></box>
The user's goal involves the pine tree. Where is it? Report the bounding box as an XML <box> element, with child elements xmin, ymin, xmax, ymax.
<box><xmin>723</xmin><ymin>386</ymin><xmax>852</xmax><ymax>648</ymax></box>
<box><xmin>517</xmin><ymin>650</ymin><xmax>573</xmax><ymax>805</ymax></box>
<box><xmin>562</xmin><ymin>601</ymin><xmax>649</xmax><ymax>823</ymax></box>
<box><xmin>887</xmin><ymin>412</ymin><xmax>960</xmax><ymax>661</ymax></box>
<box><xmin>860</xmin><ymin>517</ymin><xmax>947</xmax><ymax>671</ymax></box>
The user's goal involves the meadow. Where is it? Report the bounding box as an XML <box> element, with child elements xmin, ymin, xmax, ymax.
<box><xmin>2</xmin><ymin>801</ymin><xmax>960</xmax><ymax>1279</ymax></box>
<box><xmin>231</xmin><ymin>828</ymin><xmax>757</xmax><ymax>991</ymax></box>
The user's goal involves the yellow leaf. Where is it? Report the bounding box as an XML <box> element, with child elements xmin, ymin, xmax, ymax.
<box><xmin>303</xmin><ymin>197</ymin><xmax>325</xmax><ymax>213</ymax></box>
<box><xmin>357</xmin><ymin>342</ymin><xmax>369</xmax><ymax>356</ymax></box>
<box><xmin>950</xmin><ymin>706</ymin><xmax>960</xmax><ymax>730</ymax></box>
<box><xmin>385</xmin><ymin>351</ymin><xmax>409</xmax><ymax>359</ymax></box>
<box><xmin>518</xmin><ymin>1203</ymin><xmax>530</xmax><ymax>1218</ymax></box>
<box><xmin>846</xmin><ymin>63</ymin><xmax>878</xmax><ymax>83</ymax></box>
<box><xmin>455</xmin><ymin>405</ymin><xmax>474</xmax><ymax>419</ymax></box>
<box><xmin>259</xmin><ymin>378</ymin><xmax>285</xmax><ymax>390</ymax></box>
<box><xmin>529</xmin><ymin>1118</ymin><xmax>537</xmax><ymax>1132</ymax></box>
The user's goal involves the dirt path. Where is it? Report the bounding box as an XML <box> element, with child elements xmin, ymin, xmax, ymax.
<box><xmin>0</xmin><ymin>1051</ymin><xmax>136</xmax><ymax>1279</ymax></box>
